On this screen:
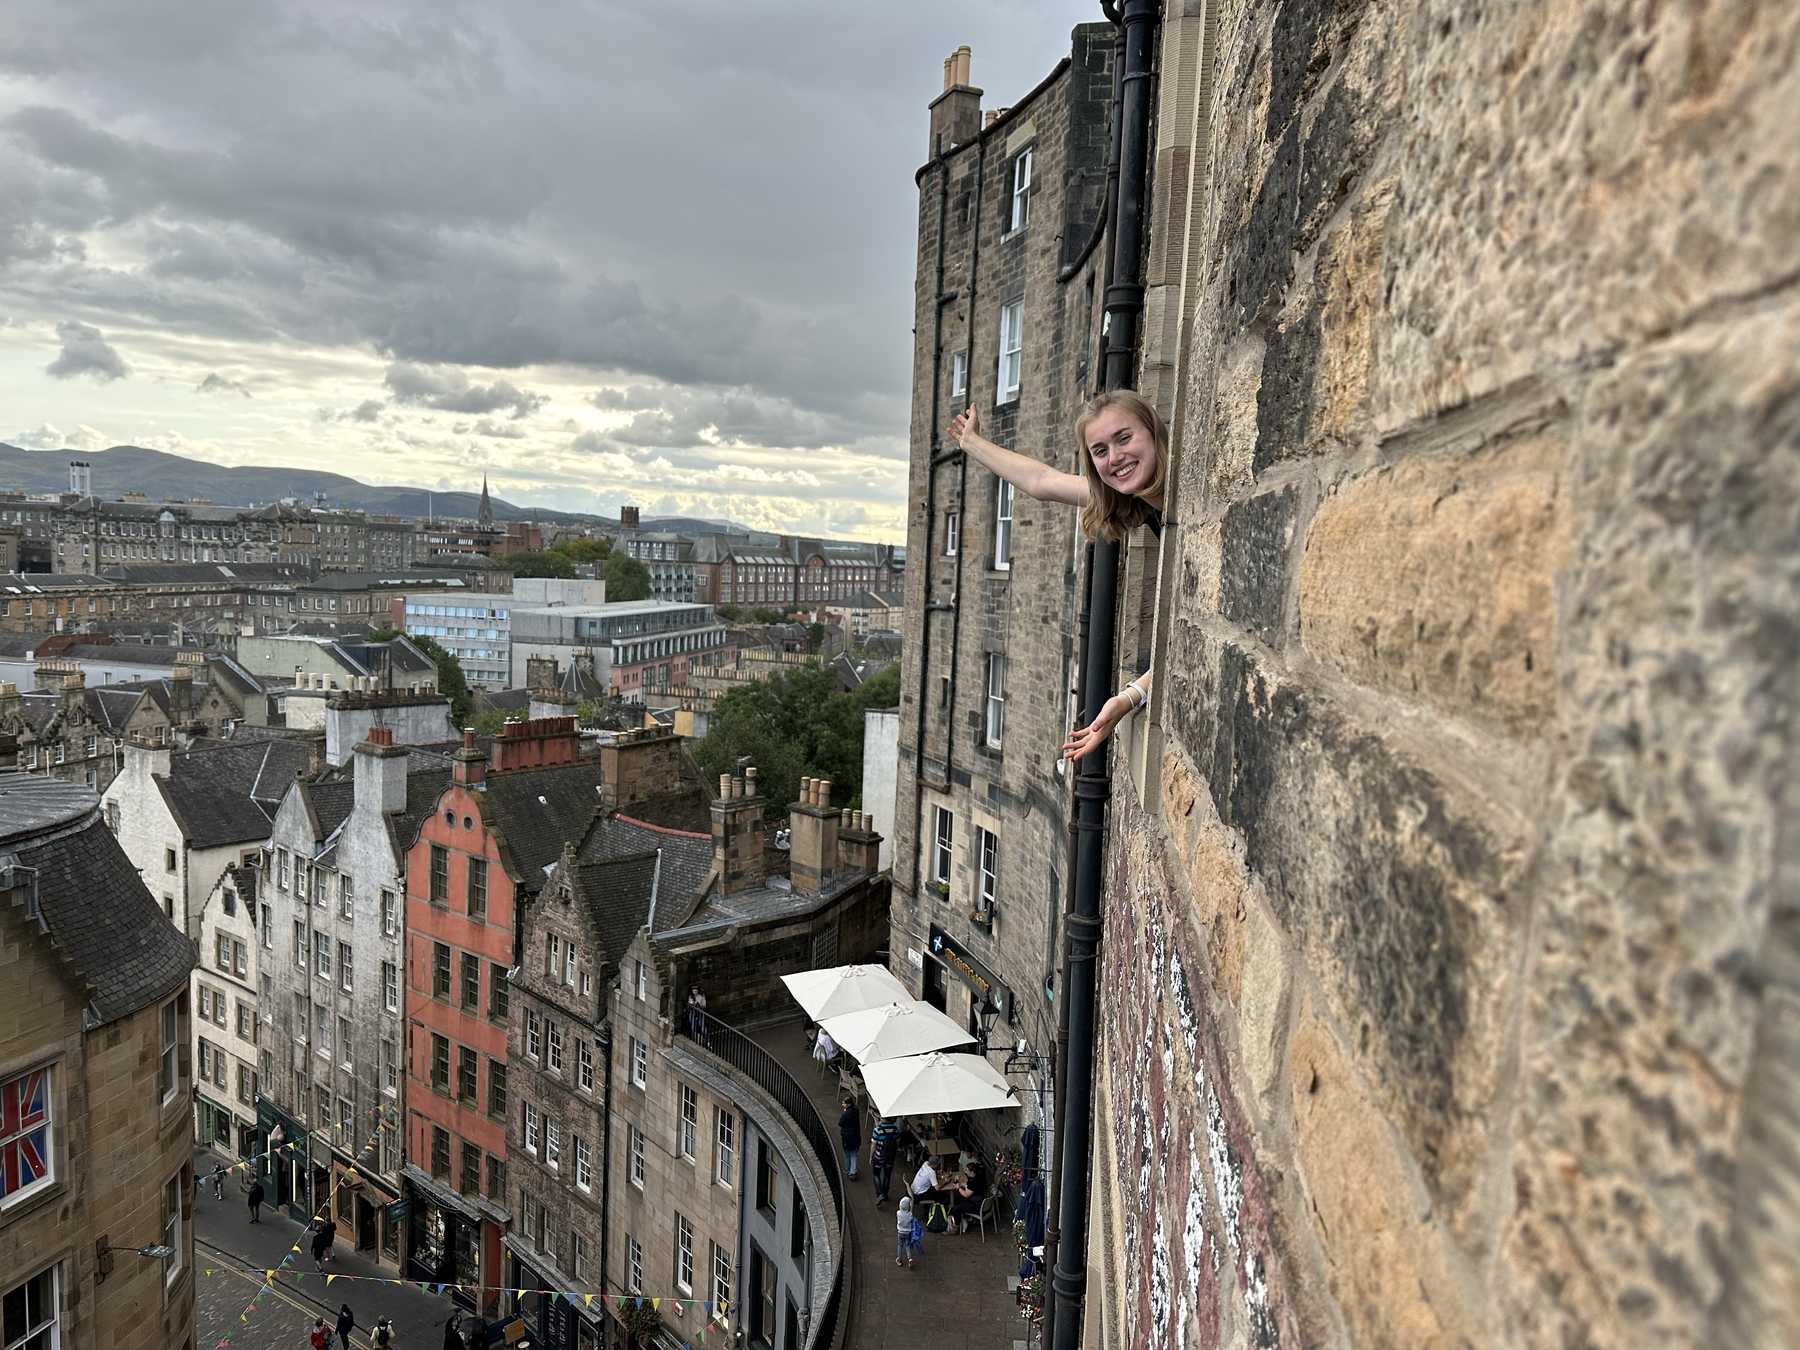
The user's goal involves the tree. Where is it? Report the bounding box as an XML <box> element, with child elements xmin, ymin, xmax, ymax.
<box><xmin>716</xmin><ymin>604</ymin><xmax>742</xmax><ymax>622</ymax></box>
<box><xmin>409</xmin><ymin>635</ymin><xmax>474</xmax><ymax>726</ymax></box>
<box><xmin>694</xmin><ymin>663</ymin><xmax>899</xmax><ymax>814</ymax></box>
<box><xmin>751</xmin><ymin>607</ymin><xmax>782</xmax><ymax>625</ymax></box>
<box><xmin>471</xmin><ymin>707</ymin><xmax>509</xmax><ymax>736</ymax></box>
<box><xmin>548</xmin><ymin>536</ymin><xmax>610</xmax><ymax>565</ymax></box>
<box><xmin>495</xmin><ymin>550</ymin><xmax>576</xmax><ymax>579</ymax></box>
<box><xmin>807</xmin><ymin>622</ymin><xmax>826</xmax><ymax>650</ymax></box>
<box><xmin>603</xmin><ymin>551</ymin><xmax>652</xmax><ymax>602</ymax></box>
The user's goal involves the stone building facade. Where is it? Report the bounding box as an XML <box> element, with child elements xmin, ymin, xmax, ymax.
<box><xmin>399</xmin><ymin>720</ymin><xmax>603</xmax><ymax>1313</ymax></box>
<box><xmin>0</xmin><ymin>777</ymin><xmax>197</xmax><ymax>1350</ymax></box>
<box><xmin>1068</xmin><ymin>3</ymin><xmax>1800</xmax><ymax>1349</ymax></box>
<box><xmin>889</xmin><ymin>29</ymin><xmax>1114</xmax><ymax>1157</ymax></box>
<box><xmin>192</xmin><ymin>864</ymin><xmax>262</xmax><ymax>1160</ymax></box>
<box><xmin>257</xmin><ymin>727</ymin><xmax>446</xmax><ymax>1263</ymax></box>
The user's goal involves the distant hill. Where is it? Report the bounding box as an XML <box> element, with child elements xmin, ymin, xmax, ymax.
<box><xmin>0</xmin><ymin>442</ymin><xmax>757</xmax><ymax>534</ymax></box>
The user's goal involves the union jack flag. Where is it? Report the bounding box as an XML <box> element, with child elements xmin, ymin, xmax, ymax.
<box><xmin>1</xmin><ymin>1069</ymin><xmax>50</xmax><ymax>1198</ymax></box>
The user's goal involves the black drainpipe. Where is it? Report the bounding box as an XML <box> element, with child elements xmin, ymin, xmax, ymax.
<box><xmin>907</xmin><ymin>134</ymin><xmax>954</xmax><ymax>904</ymax></box>
<box><xmin>942</xmin><ymin>134</ymin><xmax>984</xmax><ymax>786</ymax></box>
<box><xmin>1049</xmin><ymin>3</ymin><xmax>1156</xmax><ymax>1348</ymax></box>
<box><xmin>1042</xmin><ymin>19</ymin><xmax>1124</xmax><ymax>1344</ymax></box>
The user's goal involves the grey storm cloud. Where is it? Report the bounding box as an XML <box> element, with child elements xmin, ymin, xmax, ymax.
<box><xmin>0</xmin><ymin>0</ymin><xmax>1093</xmax><ymax>452</ymax></box>
<box><xmin>197</xmin><ymin>371</ymin><xmax>251</xmax><ymax>396</ymax></box>
<box><xmin>384</xmin><ymin>362</ymin><xmax>546</xmax><ymax>419</ymax></box>
<box><xmin>45</xmin><ymin>319</ymin><xmax>128</xmax><ymax>381</ymax></box>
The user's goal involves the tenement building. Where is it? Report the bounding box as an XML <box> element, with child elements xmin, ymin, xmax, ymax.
<box><xmin>0</xmin><ymin>777</ymin><xmax>197</xmax><ymax>1350</ymax></box>
<box><xmin>255</xmin><ymin>727</ymin><xmax>449</xmax><ymax>1262</ymax></box>
<box><xmin>890</xmin><ymin>32</ymin><xmax>1114</xmax><ymax>1163</ymax></box>
<box><xmin>400</xmin><ymin>719</ymin><xmax>603</xmax><ymax>1314</ymax></box>
<box><xmin>958</xmin><ymin>3</ymin><xmax>1800</xmax><ymax>1350</ymax></box>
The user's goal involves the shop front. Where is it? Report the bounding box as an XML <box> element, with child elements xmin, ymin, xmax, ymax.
<box><xmin>926</xmin><ymin>924</ymin><xmax>1014</xmax><ymax>1039</ymax></box>
<box><xmin>503</xmin><ymin>1241</ymin><xmax>602</xmax><ymax>1350</ymax></box>
<box><xmin>402</xmin><ymin>1166</ymin><xmax>486</xmax><ymax>1312</ymax></box>
<box><xmin>254</xmin><ymin>1096</ymin><xmax>312</xmax><ymax>1219</ymax></box>
<box><xmin>331</xmin><ymin>1158</ymin><xmax>402</xmax><ymax>1268</ymax></box>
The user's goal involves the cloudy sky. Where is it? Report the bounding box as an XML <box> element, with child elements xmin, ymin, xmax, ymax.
<box><xmin>0</xmin><ymin>1</ymin><xmax>1099</xmax><ymax>541</ymax></box>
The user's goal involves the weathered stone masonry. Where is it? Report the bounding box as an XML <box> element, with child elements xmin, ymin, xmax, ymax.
<box><xmin>1092</xmin><ymin>2</ymin><xmax>1800</xmax><ymax>1349</ymax></box>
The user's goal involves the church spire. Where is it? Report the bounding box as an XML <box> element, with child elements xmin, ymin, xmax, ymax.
<box><xmin>478</xmin><ymin>474</ymin><xmax>494</xmax><ymax>526</ymax></box>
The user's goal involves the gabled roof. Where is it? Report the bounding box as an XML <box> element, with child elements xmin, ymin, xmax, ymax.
<box><xmin>565</xmin><ymin>850</ymin><xmax>664</xmax><ymax>975</ymax></box>
<box><xmin>0</xmin><ymin>779</ymin><xmax>194</xmax><ymax>1026</ymax></box>
<box><xmin>157</xmin><ymin>739</ymin><xmax>317</xmax><ymax>848</ymax></box>
<box><xmin>299</xmin><ymin>778</ymin><xmax>356</xmax><ymax>846</ymax></box>
<box><xmin>387</xmin><ymin>765</ymin><xmax>454</xmax><ymax>859</ymax></box>
<box><xmin>478</xmin><ymin>760</ymin><xmax>606</xmax><ymax>895</ymax></box>
<box><xmin>577</xmin><ymin>811</ymin><xmax>714</xmax><ymax>927</ymax></box>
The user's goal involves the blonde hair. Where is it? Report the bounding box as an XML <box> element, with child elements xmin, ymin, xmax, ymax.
<box><xmin>1075</xmin><ymin>390</ymin><xmax>1168</xmax><ymax>541</ymax></box>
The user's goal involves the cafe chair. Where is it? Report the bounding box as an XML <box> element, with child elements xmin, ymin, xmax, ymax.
<box><xmin>974</xmin><ymin>1190</ymin><xmax>1002</xmax><ymax>1242</ymax></box>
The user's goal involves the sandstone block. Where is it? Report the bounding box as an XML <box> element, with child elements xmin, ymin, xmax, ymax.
<box><xmin>1163</xmin><ymin>622</ymin><xmax>1530</xmax><ymax>1220</ymax></box>
<box><xmin>1290</xmin><ymin>993</ymin><xmax>1478</xmax><ymax>1346</ymax></box>
<box><xmin>1298</xmin><ymin>433</ymin><xmax>1568</xmax><ymax>739</ymax></box>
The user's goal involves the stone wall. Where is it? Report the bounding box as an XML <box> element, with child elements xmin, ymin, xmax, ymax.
<box><xmin>1092</xmin><ymin>1</ymin><xmax>1800</xmax><ymax>1347</ymax></box>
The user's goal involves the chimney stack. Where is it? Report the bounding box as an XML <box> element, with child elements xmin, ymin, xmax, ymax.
<box><xmin>598</xmin><ymin>725</ymin><xmax>680</xmax><ymax>810</ymax></box>
<box><xmin>928</xmin><ymin>44</ymin><xmax>982</xmax><ymax>156</ymax></box>
<box><xmin>710</xmin><ymin>763</ymin><xmax>765</xmax><ymax>896</ymax></box>
<box><xmin>170</xmin><ymin>666</ymin><xmax>193</xmax><ymax>724</ymax></box>
<box><xmin>488</xmin><ymin>715</ymin><xmax>581</xmax><ymax>773</ymax></box>
<box><xmin>837</xmin><ymin>809</ymin><xmax>882</xmax><ymax>875</ymax></box>
<box><xmin>453</xmin><ymin>726</ymin><xmax>486</xmax><ymax>787</ymax></box>
<box><xmin>789</xmin><ymin>774</ymin><xmax>839</xmax><ymax>897</ymax></box>
<box><xmin>355</xmin><ymin>723</ymin><xmax>409</xmax><ymax>816</ymax></box>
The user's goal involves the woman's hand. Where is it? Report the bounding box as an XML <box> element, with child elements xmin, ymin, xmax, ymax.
<box><xmin>948</xmin><ymin>405</ymin><xmax>980</xmax><ymax>449</ymax></box>
<box><xmin>1061</xmin><ymin>693</ymin><xmax>1132</xmax><ymax>764</ymax></box>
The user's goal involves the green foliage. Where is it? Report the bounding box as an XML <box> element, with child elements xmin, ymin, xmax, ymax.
<box><xmin>495</xmin><ymin>549</ymin><xmax>576</xmax><ymax>578</ymax></box>
<box><xmin>548</xmin><ymin>535</ymin><xmax>610</xmax><ymax>564</ymax></box>
<box><xmin>807</xmin><ymin>622</ymin><xmax>825</xmax><ymax>650</ymax></box>
<box><xmin>694</xmin><ymin>662</ymin><xmax>902</xmax><ymax>814</ymax></box>
<box><xmin>471</xmin><ymin>707</ymin><xmax>509</xmax><ymax>736</ymax></box>
<box><xmin>409</xmin><ymin>635</ymin><xmax>474</xmax><ymax>725</ymax></box>
<box><xmin>365</xmin><ymin>627</ymin><xmax>400</xmax><ymax>642</ymax></box>
<box><xmin>716</xmin><ymin>604</ymin><xmax>742</xmax><ymax>622</ymax></box>
<box><xmin>751</xmin><ymin>607</ymin><xmax>782</xmax><ymax>624</ymax></box>
<box><xmin>617</xmin><ymin>1300</ymin><xmax>664</xmax><ymax>1338</ymax></box>
<box><xmin>603</xmin><ymin>550</ymin><xmax>652</xmax><ymax>602</ymax></box>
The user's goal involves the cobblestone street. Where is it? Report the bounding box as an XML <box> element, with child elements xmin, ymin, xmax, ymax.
<box><xmin>194</xmin><ymin>1148</ymin><xmax>459</xmax><ymax>1348</ymax></box>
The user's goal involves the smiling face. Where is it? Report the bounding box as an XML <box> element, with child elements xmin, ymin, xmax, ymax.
<box><xmin>1084</xmin><ymin>404</ymin><xmax>1159</xmax><ymax>498</ymax></box>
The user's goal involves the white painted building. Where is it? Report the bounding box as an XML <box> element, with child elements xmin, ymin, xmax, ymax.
<box><xmin>101</xmin><ymin>739</ymin><xmax>311</xmax><ymax>936</ymax></box>
<box><xmin>259</xmin><ymin>725</ymin><xmax>448</xmax><ymax>1264</ymax></box>
<box><xmin>194</xmin><ymin>864</ymin><xmax>264</xmax><ymax>1159</ymax></box>
<box><xmin>861</xmin><ymin>707</ymin><xmax>900</xmax><ymax>871</ymax></box>
<box><xmin>403</xmin><ymin>580</ymin><xmax>604</xmax><ymax>691</ymax></box>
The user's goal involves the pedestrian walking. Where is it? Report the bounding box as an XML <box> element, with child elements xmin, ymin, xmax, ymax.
<box><xmin>869</xmin><ymin>1115</ymin><xmax>899</xmax><ymax>1205</ymax></box>
<box><xmin>247</xmin><ymin>1177</ymin><xmax>265</xmax><ymax>1223</ymax></box>
<box><xmin>310</xmin><ymin>1316</ymin><xmax>333</xmax><ymax>1349</ymax></box>
<box><xmin>895</xmin><ymin>1195</ymin><xmax>920</xmax><ymax>1269</ymax></box>
<box><xmin>442</xmin><ymin>1311</ymin><xmax>465</xmax><ymax>1350</ymax></box>
<box><xmin>210</xmin><ymin>1162</ymin><xmax>227</xmax><ymax>1199</ymax></box>
<box><xmin>336</xmin><ymin>1304</ymin><xmax>356</xmax><ymax>1346</ymax></box>
<box><xmin>310</xmin><ymin>1224</ymin><xmax>331</xmax><ymax>1272</ymax></box>
<box><xmin>373</xmin><ymin>1317</ymin><xmax>395</xmax><ymax>1347</ymax></box>
<box><xmin>322</xmin><ymin>1217</ymin><xmax>338</xmax><ymax>1264</ymax></box>
<box><xmin>838</xmin><ymin>1095</ymin><xmax>861</xmax><ymax>1180</ymax></box>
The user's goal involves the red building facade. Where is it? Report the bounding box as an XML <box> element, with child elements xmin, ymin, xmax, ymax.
<box><xmin>402</xmin><ymin>732</ymin><xmax>511</xmax><ymax>1312</ymax></box>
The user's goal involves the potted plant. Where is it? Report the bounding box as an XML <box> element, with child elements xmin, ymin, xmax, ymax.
<box><xmin>970</xmin><ymin>906</ymin><xmax>994</xmax><ymax>929</ymax></box>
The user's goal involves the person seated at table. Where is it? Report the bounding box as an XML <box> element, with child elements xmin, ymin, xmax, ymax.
<box><xmin>909</xmin><ymin>1156</ymin><xmax>940</xmax><ymax>1206</ymax></box>
<box><xmin>949</xmin><ymin>1160</ymin><xmax>990</xmax><ymax>1234</ymax></box>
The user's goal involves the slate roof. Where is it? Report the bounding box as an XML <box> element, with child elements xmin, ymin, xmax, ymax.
<box><xmin>389</xmin><ymin>764</ymin><xmax>454</xmax><ymax>857</ymax></box>
<box><xmin>577</xmin><ymin>812</ymin><xmax>714</xmax><ymax>925</ymax></box>
<box><xmin>566</xmin><ymin>851</ymin><xmax>664</xmax><ymax>974</ymax></box>
<box><xmin>1</xmin><ymin>778</ymin><xmax>195</xmax><ymax>1026</ymax></box>
<box><xmin>300</xmin><ymin>778</ymin><xmax>356</xmax><ymax>845</ymax></box>
<box><xmin>479</xmin><ymin>760</ymin><xmax>606</xmax><ymax>895</ymax></box>
<box><xmin>156</xmin><ymin>739</ymin><xmax>316</xmax><ymax>848</ymax></box>
<box><xmin>87</xmin><ymin>686</ymin><xmax>146</xmax><ymax>733</ymax></box>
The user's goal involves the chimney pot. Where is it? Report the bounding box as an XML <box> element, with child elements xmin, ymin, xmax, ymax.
<box><xmin>718</xmin><ymin>774</ymin><xmax>732</xmax><ymax>799</ymax></box>
<box><xmin>462</xmin><ymin>727</ymin><xmax>475</xmax><ymax>750</ymax></box>
<box><xmin>818</xmin><ymin>777</ymin><xmax>831</xmax><ymax>804</ymax></box>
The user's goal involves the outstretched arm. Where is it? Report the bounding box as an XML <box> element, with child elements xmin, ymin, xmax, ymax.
<box><xmin>948</xmin><ymin>407</ymin><xmax>1088</xmax><ymax>507</ymax></box>
<box><xmin>1062</xmin><ymin>670</ymin><xmax>1151</xmax><ymax>764</ymax></box>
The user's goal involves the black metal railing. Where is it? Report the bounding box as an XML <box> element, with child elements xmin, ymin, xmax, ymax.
<box><xmin>681</xmin><ymin>1010</ymin><xmax>852</xmax><ymax>1350</ymax></box>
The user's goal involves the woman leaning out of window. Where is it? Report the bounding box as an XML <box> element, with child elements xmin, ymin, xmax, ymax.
<box><xmin>947</xmin><ymin>389</ymin><xmax>1167</xmax><ymax>764</ymax></box>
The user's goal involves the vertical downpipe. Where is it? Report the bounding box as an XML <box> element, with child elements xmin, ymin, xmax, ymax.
<box><xmin>1043</xmin><ymin>21</ymin><xmax>1124</xmax><ymax>1347</ymax></box>
<box><xmin>1050</xmin><ymin>3</ymin><xmax>1157</xmax><ymax>1348</ymax></box>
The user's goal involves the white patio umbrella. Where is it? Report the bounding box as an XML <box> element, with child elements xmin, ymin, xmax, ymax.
<box><xmin>819</xmin><ymin>1001</ymin><xmax>976</xmax><ymax>1065</ymax></box>
<box><xmin>780</xmin><ymin>964</ymin><xmax>911</xmax><ymax>1023</ymax></box>
<box><xmin>860</xmin><ymin>1051</ymin><xmax>1020</xmax><ymax>1116</ymax></box>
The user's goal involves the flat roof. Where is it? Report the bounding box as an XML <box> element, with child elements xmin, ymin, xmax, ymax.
<box><xmin>509</xmin><ymin>601</ymin><xmax>712</xmax><ymax>618</ymax></box>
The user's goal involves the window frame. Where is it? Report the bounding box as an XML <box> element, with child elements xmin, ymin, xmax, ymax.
<box><xmin>159</xmin><ymin>999</ymin><xmax>180</xmax><ymax>1104</ymax></box>
<box><xmin>997</xmin><ymin>300</ymin><xmax>1023</xmax><ymax>404</ymax></box>
<box><xmin>0</xmin><ymin>1065</ymin><xmax>55</xmax><ymax>1211</ymax></box>
<box><xmin>994</xmin><ymin>479</ymin><xmax>1015</xmax><ymax>570</ymax></box>
<box><xmin>950</xmin><ymin>349</ymin><xmax>969</xmax><ymax>401</ymax></box>
<box><xmin>161</xmin><ymin>1172</ymin><xmax>184</xmax><ymax>1288</ymax></box>
<box><xmin>945</xmin><ymin>510</ymin><xmax>960</xmax><ymax>557</ymax></box>
<box><xmin>678</xmin><ymin>1083</ymin><xmax>698</xmax><ymax>1160</ymax></box>
<box><xmin>931</xmin><ymin>806</ymin><xmax>953</xmax><ymax>889</ymax></box>
<box><xmin>975</xmin><ymin>825</ymin><xmax>999</xmax><ymax>915</ymax></box>
<box><xmin>715</xmin><ymin>1107</ymin><xmax>736</xmax><ymax>1188</ymax></box>
<box><xmin>1</xmin><ymin>1264</ymin><xmax>59</xmax><ymax>1349</ymax></box>
<box><xmin>985</xmin><ymin>653</ymin><xmax>1006</xmax><ymax>748</ymax></box>
<box><xmin>1008</xmin><ymin>145</ymin><xmax>1033</xmax><ymax>233</ymax></box>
